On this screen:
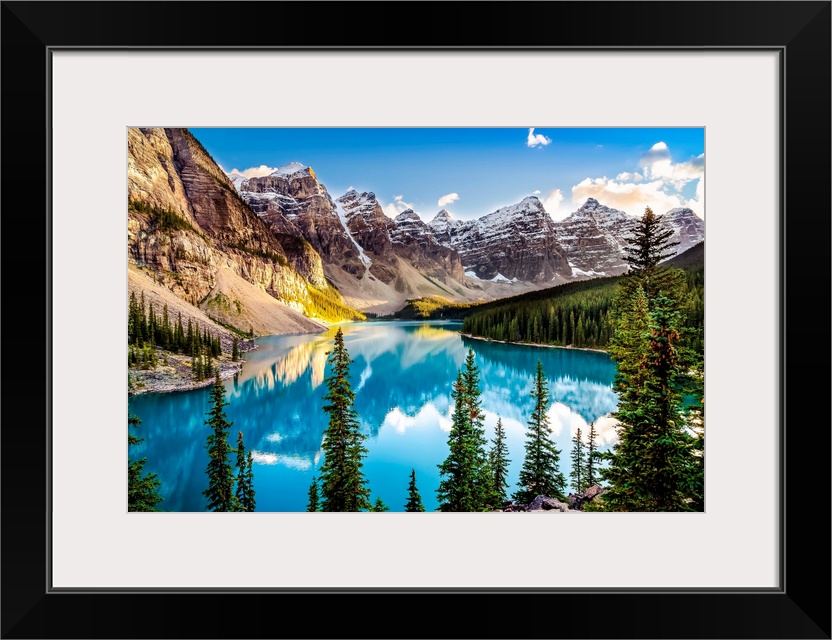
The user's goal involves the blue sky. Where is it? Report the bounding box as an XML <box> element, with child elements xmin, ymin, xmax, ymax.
<box><xmin>190</xmin><ymin>127</ymin><xmax>704</xmax><ymax>221</ymax></box>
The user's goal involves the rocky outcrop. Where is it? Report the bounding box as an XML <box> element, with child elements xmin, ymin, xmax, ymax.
<box><xmin>429</xmin><ymin>196</ymin><xmax>572</xmax><ymax>283</ymax></box>
<box><xmin>527</xmin><ymin>495</ymin><xmax>575</xmax><ymax>512</ymax></box>
<box><xmin>567</xmin><ymin>484</ymin><xmax>605</xmax><ymax>511</ymax></box>
<box><xmin>127</xmin><ymin>128</ymin><xmax>330</xmax><ymax>326</ymax></box>
<box><xmin>391</xmin><ymin>209</ymin><xmax>466</xmax><ymax>283</ymax></box>
<box><xmin>660</xmin><ymin>207</ymin><xmax>705</xmax><ymax>255</ymax></box>
<box><xmin>555</xmin><ymin>199</ymin><xmax>704</xmax><ymax>278</ymax></box>
<box><xmin>239</xmin><ymin>164</ymin><xmax>366</xmax><ymax>279</ymax></box>
<box><xmin>236</xmin><ymin>171</ymin><xmax>477</xmax><ymax>301</ymax></box>
<box><xmin>499</xmin><ymin>494</ymin><xmax>578</xmax><ymax>512</ymax></box>
<box><xmin>555</xmin><ymin>198</ymin><xmax>636</xmax><ymax>276</ymax></box>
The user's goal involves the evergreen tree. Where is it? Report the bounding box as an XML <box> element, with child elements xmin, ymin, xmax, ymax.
<box><xmin>306</xmin><ymin>476</ymin><xmax>319</xmax><ymax>512</ymax></box>
<box><xmin>514</xmin><ymin>360</ymin><xmax>566</xmax><ymax>504</ymax></box>
<box><xmin>404</xmin><ymin>469</ymin><xmax>425</xmax><ymax>512</ymax></box>
<box><xmin>203</xmin><ymin>373</ymin><xmax>235</xmax><ymax>511</ymax></box>
<box><xmin>602</xmin><ymin>292</ymin><xmax>696</xmax><ymax>511</ymax></box>
<box><xmin>370</xmin><ymin>497</ymin><xmax>390</xmax><ymax>512</ymax></box>
<box><xmin>488</xmin><ymin>418</ymin><xmax>511</xmax><ymax>505</ymax></box>
<box><xmin>436</xmin><ymin>351</ymin><xmax>491</xmax><ymax>512</ymax></box>
<box><xmin>128</xmin><ymin>414</ymin><xmax>163</xmax><ymax>511</ymax></box>
<box><xmin>232</xmin><ymin>336</ymin><xmax>240</xmax><ymax>361</ymax></box>
<box><xmin>234</xmin><ymin>431</ymin><xmax>256</xmax><ymax>512</ymax></box>
<box><xmin>684</xmin><ymin>396</ymin><xmax>705</xmax><ymax>512</ymax></box>
<box><xmin>459</xmin><ymin>349</ymin><xmax>493</xmax><ymax>509</ymax></box>
<box><xmin>584</xmin><ymin>421</ymin><xmax>601</xmax><ymax>487</ymax></box>
<box><xmin>620</xmin><ymin>206</ymin><xmax>683</xmax><ymax>303</ymax></box>
<box><xmin>601</xmin><ymin>207</ymin><xmax>699</xmax><ymax>512</ymax></box>
<box><xmin>569</xmin><ymin>426</ymin><xmax>585</xmax><ymax>493</ymax></box>
<box><xmin>319</xmin><ymin>328</ymin><xmax>371</xmax><ymax>512</ymax></box>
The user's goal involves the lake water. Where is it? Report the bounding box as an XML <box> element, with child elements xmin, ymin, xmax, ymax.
<box><xmin>127</xmin><ymin>321</ymin><xmax>619</xmax><ymax>512</ymax></box>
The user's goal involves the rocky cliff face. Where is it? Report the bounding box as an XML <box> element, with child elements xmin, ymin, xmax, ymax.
<box><xmin>391</xmin><ymin>209</ymin><xmax>466</xmax><ymax>282</ymax></box>
<box><xmin>428</xmin><ymin>196</ymin><xmax>572</xmax><ymax>283</ymax></box>
<box><xmin>239</xmin><ymin>165</ymin><xmax>367</xmax><ymax>279</ymax></box>
<box><xmin>127</xmin><ymin>128</ymin><xmax>328</xmax><ymax>332</ymax></box>
<box><xmin>554</xmin><ymin>198</ymin><xmax>704</xmax><ymax>276</ymax></box>
<box><xmin>236</xmin><ymin>172</ymin><xmax>479</xmax><ymax>307</ymax></box>
<box><xmin>225</xmin><ymin>153</ymin><xmax>704</xmax><ymax>309</ymax></box>
<box><xmin>555</xmin><ymin>198</ymin><xmax>636</xmax><ymax>276</ymax></box>
<box><xmin>659</xmin><ymin>207</ymin><xmax>705</xmax><ymax>255</ymax></box>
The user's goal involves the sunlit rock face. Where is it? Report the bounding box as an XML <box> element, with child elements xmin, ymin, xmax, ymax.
<box><xmin>128</xmin><ymin>128</ymin><xmax>324</xmax><ymax>333</ymax></box>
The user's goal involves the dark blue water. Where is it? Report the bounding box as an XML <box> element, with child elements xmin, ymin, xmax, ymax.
<box><xmin>127</xmin><ymin>321</ymin><xmax>618</xmax><ymax>511</ymax></box>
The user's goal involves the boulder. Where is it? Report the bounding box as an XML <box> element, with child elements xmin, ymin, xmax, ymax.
<box><xmin>527</xmin><ymin>495</ymin><xmax>571</xmax><ymax>512</ymax></box>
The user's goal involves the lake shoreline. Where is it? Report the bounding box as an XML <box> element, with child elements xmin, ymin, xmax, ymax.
<box><xmin>459</xmin><ymin>333</ymin><xmax>609</xmax><ymax>355</ymax></box>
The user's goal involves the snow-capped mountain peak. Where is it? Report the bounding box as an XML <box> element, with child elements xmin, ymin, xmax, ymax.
<box><xmin>395</xmin><ymin>208</ymin><xmax>421</xmax><ymax>223</ymax></box>
<box><xmin>269</xmin><ymin>162</ymin><xmax>309</xmax><ymax>177</ymax></box>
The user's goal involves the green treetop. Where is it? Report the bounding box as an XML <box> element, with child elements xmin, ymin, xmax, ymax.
<box><xmin>203</xmin><ymin>373</ymin><xmax>236</xmax><ymax>512</ymax></box>
<box><xmin>404</xmin><ymin>469</ymin><xmax>425</xmax><ymax>512</ymax></box>
<box><xmin>234</xmin><ymin>431</ymin><xmax>256</xmax><ymax>512</ymax></box>
<box><xmin>514</xmin><ymin>360</ymin><xmax>566</xmax><ymax>504</ymax></box>
<box><xmin>319</xmin><ymin>328</ymin><xmax>372</xmax><ymax>512</ymax></box>
<box><xmin>128</xmin><ymin>414</ymin><xmax>163</xmax><ymax>512</ymax></box>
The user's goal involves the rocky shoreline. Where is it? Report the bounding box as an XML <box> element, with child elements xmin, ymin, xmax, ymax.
<box><xmin>128</xmin><ymin>341</ymin><xmax>256</xmax><ymax>396</ymax></box>
<box><xmin>499</xmin><ymin>485</ymin><xmax>605</xmax><ymax>513</ymax></box>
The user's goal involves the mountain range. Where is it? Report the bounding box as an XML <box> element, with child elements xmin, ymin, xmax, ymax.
<box><xmin>127</xmin><ymin>128</ymin><xmax>704</xmax><ymax>340</ymax></box>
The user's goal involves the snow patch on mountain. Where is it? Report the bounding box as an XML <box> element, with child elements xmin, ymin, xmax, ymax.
<box><xmin>228</xmin><ymin>172</ymin><xmax>249</xmax><ymax>192</ymax></box>
<box><xmin>269</xmin><ymin>162</ymin><xmax>309</xmax><ymax>177</ymax></box>
<box><xmin>333</xmin><ymin>198</ymin><xmax>372</xmax><ymax>269</ymax></box>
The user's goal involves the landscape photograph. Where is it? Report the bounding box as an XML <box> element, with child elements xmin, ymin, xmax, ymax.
<box><xmin>127</xmin><ymin>126</ymin><xmax>705</xmax><ymax>513</ymax></box>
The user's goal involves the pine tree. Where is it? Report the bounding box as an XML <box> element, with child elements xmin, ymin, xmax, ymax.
<box><xmin>128</xmin><ymin>414</ymin><xmax>163</xmax><ymax>511</ymax></box>
<box><xmin>319</xmin><ymin>328</ymin><xmax>371</xmax><ymax>512</ymax></box>
<box><xmin>601</xmin><ymin>206</ymin><xmax>699</xmax><ymax>512</ymax></box>
<box><xmin>514</xmin><ymin>360</ymin><xmax>566</xmax><ymax>504</ymax></box>
<box><xmin>488</xmin><ymin>418</ymin><xmax>511</xmax><ymax>505</ymax></box>
<box><xmin>436</xmin><ymin>351</ymin><xmax>491</xmax><ymax>512</ymax></box>
<box><xmin>618</xmin><ymin>206</ymin><xmax>677</xmax><ymax>296</ymax></box>
<box><xmin>232</xmin><ymin>336</ymin><xmax>240</xmax><ymax>361</ymax></box>
<box><xmin>234</xmin><ymin>431</ymin><xmax>256</xmax><ymax>512</ymax></box>
<box><xmin>404</xmin><ymin>469</ymin><xmax>425</xmax><ymax>512</ymax></box>
<box><xmin>370</xmin><ymin>497</ymin><xmax>390</xmax><ymax>512</ymax></box>
<box><xmin>306</xmin><ymin>476</ymin><xmax>319</xmax><ymax>512</ymax></box>
<box><xmin>584</xmin><ymin>421</ymin><xmax>600</xmax><ymax>487</ymax></box>
<box><xmin>602</xmin><ymin>292</ymin><xmax>696</xmax><ymax>511</ymax></box>
<box><xmin>569</xmin><ymin>426</ymin><xmax>585</xmax><ymax>493</ymax></box>
<box><xmin>459</xmin><ymin>349</ymin><xmax>493</xmax><ymax>509</ymax></box>
<box><xmin>203</xmin><ymin>373</ymin><xmax>235</xmax><ymax>511</ymax></box>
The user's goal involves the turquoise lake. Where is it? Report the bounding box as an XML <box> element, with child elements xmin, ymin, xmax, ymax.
<box><xmin>127</xmin><ymin>320</ymin><xmax>619</xmax><ymax>512</ymax></box>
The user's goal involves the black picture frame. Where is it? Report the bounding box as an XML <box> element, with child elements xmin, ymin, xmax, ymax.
<box><xmin>2</xmin><ymin>2</ymin><xmax>829</xmax><ymax>638</ymax></box>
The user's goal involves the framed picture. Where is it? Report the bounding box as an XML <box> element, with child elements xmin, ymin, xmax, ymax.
<box><xmin>3</xmin><ymin>2</ymin><xmax>829</xmax><ymax>638</ymax></box>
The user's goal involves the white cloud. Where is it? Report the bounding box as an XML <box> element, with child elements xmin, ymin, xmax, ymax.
<box><xmin>639</xmin><ymin>144</ymin><xmax>704</xmax><ymax>189</ymax></box>
<box><xmin>615</xmin><ymin>171</ymin><xmax>643</xmax><ymax>182</ymax></box>
<box><xmin>230</xmin><ymin>165</ymin><xmax>278</xmax><ymax>179</ymax></box>
<box><xmin>562</xmin><ymin>143</ymin><xmax>704</xmax><ymax>218</ymax></box>
<box><xmin>572</xmin><ymin>176</ymin><xmax>687</xmax><ymax>217</ymax></box>
<box><xmin>542</xmin><ymin>188</ymin><xmax>573</xmax><ymax>222</ymax></box>
<box><xmin>532</xmin><ymin>189</ymin><xmax>541</xmax><ymax>195</ymax></box>
<box><xmin>438</xmin><ymin>192</ymin><xmax>460</xmax><ymax>207</ymax></box>
<box><xmin>527</xmin><ymin>127</ymin><xmax>552</xmax><ymax>148</ymax></box>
